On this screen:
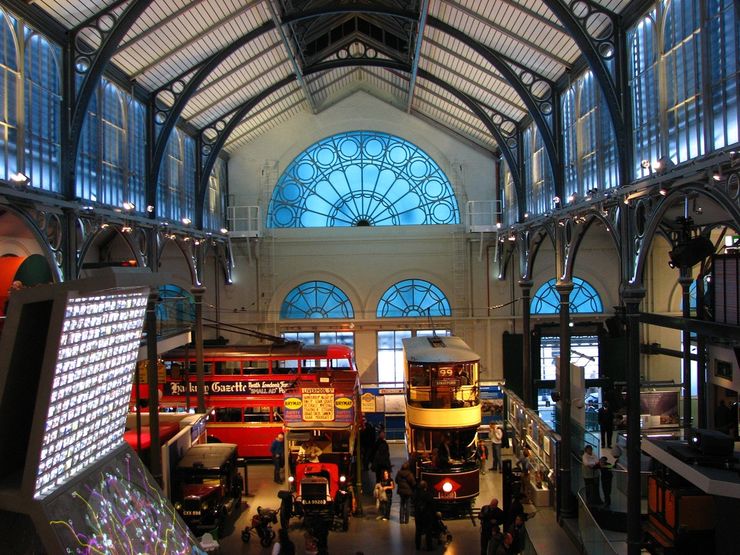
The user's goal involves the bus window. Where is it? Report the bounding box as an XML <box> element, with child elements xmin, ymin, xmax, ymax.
<box><xmin>274</xmin><ymin>360</ymin><xmax>299</xmax><ymax>373</ymax></box>
<box><xmin>215</xmin><ymin>361</ymin><xmax>240</xmax><ymax>375</ymax></box>
<box><xmin>166</xmin><ymin>361</ymin><xmax>184</xmax><ymax>379</ymax></box>
<box><xmin>272</xmin><ymin>407</ymin><xmax>284</xmax><ymax>423</ymax></box>
<box><xmin>244</xmin><ymin>407</ymin><xmax>271</xmax><ymax>423</ymax></box>
<box><xmin>188</xmin><ymin>362</ymin><xmax>213</xmax><ymax>375</ymax></box>
<box><xmin>243</xmin><ymin>361</ymin><xmax>269</xmax><ymax>375</ymax></box>
<box><xmin>409</xmin><ymin>364</ymin><xmax>429</xmax><ymax>386</ymax></box>
<box><xmin>213</xmin><ymin>407</ymin><xmax>242</xmax><ymax>422</ymax></box>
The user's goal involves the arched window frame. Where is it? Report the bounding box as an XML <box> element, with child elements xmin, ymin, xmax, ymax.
<box><xmin>376</xmin><ymin>279</ymin><xmax>451</xmax><ymax>318</ymax></box>
<box><xmin>0</xmin><ymin>10</ymin><xmax>19</xmax><ymax>183</ymax></box>
<box><xmin>23</xmin><ymin>28</ymin><xmax>61</xmax><ymax>193</ymax></box>
<box><xmin>280</xmin><ymin>281</ymin><xmax>354</xmax><ymax>319</ymax></box>
<box><xmin>523</xmin><ymin>122</ymin><xmax>554</xmax><ymax>217</ymax></box>
<box><xmin>531</xmin><ymin>277</ymin><xmax>604</xmax><ymax>314</ymax></box>
<box><xmin>267</xmin><ymin>130</ymin><xmax>460</xmax><ymax>228</ymax></box>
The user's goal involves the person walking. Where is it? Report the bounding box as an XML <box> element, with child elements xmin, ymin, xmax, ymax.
<box><xmin>490</xmin><ymin>423</ymin><xmax>503</xmax><ymax>471</ymax></box>
<box><xmin>413</xmin><ymin>481</ymin><xmax>435</xmax><ymax>551</ymax></box>
<box><xmin>395</xmin><ymin>461</ymin><xmax>416</xmax><ymax>524</ymax></box>
<box><xmin>598</xmin><ymin>401</ymin><xmax>615</xmax><ymax>448</ymax></box>
<box><xmin>582</xmin><ymin>445</ymin><xmax>602</xmax><ymax>505</ymax></box>
<box><xmin>270</xmin><ymin>432</ymin><xmax>285</xmax><ymax>483</ymax></box>
<box><xmin>372</xmin><ymin>430</ymin><xmax>392</xmax><ymax>484</ymax></box>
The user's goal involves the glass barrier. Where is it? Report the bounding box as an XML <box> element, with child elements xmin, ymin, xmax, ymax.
<box><xmin>577</xmin><ymin>488</ymin><xmax>622</xmax><ymax>555</ymax></box>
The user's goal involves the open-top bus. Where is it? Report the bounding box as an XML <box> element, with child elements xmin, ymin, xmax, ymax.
<box><xmin>133</xmin><ymin>342</ymin><xmax>355</xmax><ymax>458</ymax></box>
<box><xmin>403</xmin><ymin>335</ymin><xmax>481</xmax><ymax>512</ymax></box>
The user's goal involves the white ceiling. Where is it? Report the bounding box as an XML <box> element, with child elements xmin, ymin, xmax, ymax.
<box><xmin>32</xmin><ymin>0</ymin><xmax>634</xmax><ymax>155</ymax></box>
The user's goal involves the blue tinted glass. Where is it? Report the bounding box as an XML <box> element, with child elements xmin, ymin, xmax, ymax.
<box><xmin>280</xmin><ymin>281</ymin><xmax>354</xmax><ymax>319</ymax></box>
<box><xmin>376</xmin><ymin>279</ymin><xmax>451</xmax><ymax>318</ymax></box>
<box><xmin>268</xmin><ymin>131</ymin><xmax>460</xmax><ymax>227</ymax></box>
<box><xmin>531</xmin><ymin>277</ymin><xmax>603</xmax><ymax>314</ymax></box>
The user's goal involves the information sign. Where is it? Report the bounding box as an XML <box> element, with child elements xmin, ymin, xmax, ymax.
<box><xmin>302</xmin><ymin>387</ymin><xmax>335</xmax><ymax>421</ymax></box>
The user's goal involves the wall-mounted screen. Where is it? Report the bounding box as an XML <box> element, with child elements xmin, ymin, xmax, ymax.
<box><xmin>46</xmin><ymin>447</ymin><xmax>205</xmax><ymax>554</ymax></box>
<box><xmin>34</xmin><ymin>290</ymin><xmax>149</xmax><ymax>498</ymax></box>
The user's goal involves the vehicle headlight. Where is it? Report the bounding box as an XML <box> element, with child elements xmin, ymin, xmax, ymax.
<box><xmin>442</xmin><ymin>481</ymin><xmax>453</xmax><ymax>493</ymax></box>
<box><xmin>339</xmin><ymin>475</ymin><xmax>346</xmax><ymax>483</ymax></box>
<box><xmin>288</xmin><ymin>475</ymin><xmax>295</xmax><ymax>483</ymax></box>
<box><xmin>201</xmin><ymin>501</ymin><xmax>209</xmax><ymax>510</ymax></box>
<box><xmin>174</xmin><ymin>502</ymin><xmax>182</xmax><ymax>511</ymax></box>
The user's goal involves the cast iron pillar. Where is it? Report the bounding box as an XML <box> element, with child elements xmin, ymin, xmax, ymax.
<box><xmin>678</xmin><ymin>273</ymin><xmax>693</xmax><ymax>431</ymax></box>
<box><xmin>624</xmin><ymin>288</ymin><xmax>645</xmax><ymax>555</ymax></box>
<box><xmin>520</xmin><ymin>279</ymin><xmax>534</xmax><ymax>408</ymax></box>
<box><xmin>192</xmin><ymin>286</ymin><xmax>207</xmax><ymax>414</ymax></box>
<box><xmin>556</xmin><ymin>280</ymin><xmax>575</xmax><ymax>519</ymax></box>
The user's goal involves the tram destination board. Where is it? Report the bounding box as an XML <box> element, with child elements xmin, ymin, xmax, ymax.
<box><xmin>302</xmin><ymin>388</ymin><xmax>335</xmax><ymax>421</ymax></box>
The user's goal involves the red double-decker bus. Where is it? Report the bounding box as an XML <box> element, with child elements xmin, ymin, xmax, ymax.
<box><xmin>137</xmin><ymin>342</ymin><xmax>356</xmax><ymax>458</ymax></box>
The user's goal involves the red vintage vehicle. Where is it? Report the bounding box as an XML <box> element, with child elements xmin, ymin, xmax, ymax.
<box><xmin>278</xmin><ymin>370</ymin><xmax>360</xmax><ymax>532</ymax></box>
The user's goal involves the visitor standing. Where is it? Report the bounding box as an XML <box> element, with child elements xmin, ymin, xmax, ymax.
<box><xmin>582</xmin><ymin>445</ymin><xmax>601</xmax><ymax>505</ymax></box>
<box><xmin>360</xmin><ymin>417</ymin><xmax>376</xmax><ymax>470</ymax></box>
<box><xmin>479</xmin><ymin>498</ymin><xmax>505</xmax><ymax>555</ymax></box>
<box><xmin>413</xmin><ymin>481</ymin><xmax>435</xmax><ymax>551</ymax></box>
<box><xmin>476</xmin><ymin>438</ymin><xmax>489</xmax><ymax>475</ymax></box>
<box><xmin>598</xmin><ymin>401</ymin><xmax>615</xmax><ymax>448</ymax></box>
<box><xmin>372</xmin><ymin>430</ymin><xmax>391</xmax><ymax>484</ymax></box>
<box><xmin>271</xmin><ymin>432</ymin><xmax>285</xmax><ymax>484</ymax></box>
<box><xmin>376</xmin><ymin>468</ymin><xmax>394</xmax><ymax>520</ymax></box>
<box><xmin>490</xmin><ymin>423</ymin><xmax>503</xmax><ymax>471</ymax></box>
<box><xmin>599</xmin><ymin>456</ymin><xmax>614</xmax><ymax>507</ymax></box>
<box><xmin>395</xmin><ymin>461</ymin><xmax>416</xmax><ymax>524</ymax></box>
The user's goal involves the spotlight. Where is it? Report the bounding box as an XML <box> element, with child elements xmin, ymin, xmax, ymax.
<box><xmin>652</xmin><ymin>156</ymin><xmax>675</xmax><ymax>174</ymax></box>
<box><xmin>523</xmin><ymin>212</ymin><xmax>529</xmax><ymax>219</ymax></box>
<box><xmin>659</xmin><ymin>186</ymin><xmax>668</xmax><ymax>196</ymax></box>
<box><xmin>496</xmin><ymin>222</ymin><xmax>502</xmax><ymax>229</ymax></box>
<box><xmin>568</xmin><ymin>193</ymin><xmax>577</xmax><ymax>203</ymax></box>
<box><xmin>10</xmin><ymin>172</ymin><xmax>30</xmax><ymax>187</ymax></box>
<box><xmin>552</xmin><ymin>196</ymin><xmax>561</xmax><ymax>205</ymax></box>
<box><xmin>181</xmin><ymin>217</ymin><xmax>192</xmax><ymax>225</ymax></box>
<box><xmin>712</xmin><ymin>169</ymin><xmax>722</xmax><ymax>182</ymax></box>
<box><xmin>146</xmin><ymin>205</ymin><xmax>155</xmax><ymax>213</ymax></box>
<box><xmin>508</xmin><ymin>233</ymin><xmax>516</xmax><ymax>241</ymax></box>
<box><xmin>122</xmin><ymin>201</ymin><xmax>135</xmax><ymax>211</ymax></box>
<box><xmin>640</xmin><ymin>159</ymin><xmax>651</xmax><ymax>169</ymax></box>
<box><xmin>219</xmin><ymin>227</ymin><xmax>228</xmax><ymax>234</ymax></box>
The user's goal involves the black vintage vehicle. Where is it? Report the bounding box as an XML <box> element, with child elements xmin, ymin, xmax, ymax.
<box><xmin>172</xmin><ymin>443</ymin><xmax>242</xmax><ymax>535</ymax></box>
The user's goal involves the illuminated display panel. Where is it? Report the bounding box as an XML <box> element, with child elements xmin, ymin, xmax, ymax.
<box><xmin>46</xmin><ymin>448</ymin><xmax>205</xmax><ymax>554</ymax></box>
<box><xmin>34</xmin><ymin>290</ymin><xmax>149</xmax><ymax>499</ymax></box>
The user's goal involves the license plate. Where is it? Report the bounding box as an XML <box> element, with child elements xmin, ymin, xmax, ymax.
<box><xmin>439</xmin><ymin>491</ymin><xmax>456</xmax><ymax>499</ymax></box>
<box><xmin>183</xmin><ymin>510</ymin><xmax>201</xmax><ymax>516</ymax></box>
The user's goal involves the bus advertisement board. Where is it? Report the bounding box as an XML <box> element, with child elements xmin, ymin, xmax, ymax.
<box><xmin>284</xmin><ymin>387</ymin><xmax>354</xmax><ymax>424</ymax></box>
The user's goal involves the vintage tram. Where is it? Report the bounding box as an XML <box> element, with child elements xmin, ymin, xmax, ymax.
<box><xmin>403</xmin><ymin>335</ymin><xmax>481</xmax><ymax>513</ymax></box>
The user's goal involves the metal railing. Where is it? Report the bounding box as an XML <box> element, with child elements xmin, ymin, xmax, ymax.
<box><xmin>577</xmin><ymin>488</ymin><xmax>622</xmax><ymax>555</ymax></box>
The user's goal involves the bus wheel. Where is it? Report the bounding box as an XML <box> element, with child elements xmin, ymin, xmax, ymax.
<box><xmin>341</xmin><ymin>497</ymin><xmax>350</xmax><ymax>531</ymax></box>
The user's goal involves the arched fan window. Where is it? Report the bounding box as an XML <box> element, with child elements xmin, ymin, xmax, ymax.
<box><xmin>531</xmin><ymin>277</ymin><xmax>603</xmax><ymax>314</ymax></box>
<box><xmin>267</xmin><ymin>131</ymin><xmax>459</xmax><ymax>227</ymax></box>
<box><xmin>280</xmin><ymin>281</ymin><xmax>354</xmax><ymax>319</ymax></box>
<box><xmin>376</xmin><ymin>279</ymin><xmax>451</xmax><ymax>318</ymax></box>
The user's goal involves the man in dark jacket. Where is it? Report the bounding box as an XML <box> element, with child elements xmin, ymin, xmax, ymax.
<box><xmin>413</xmin><ymin>481</ymin><xmax>435</xmax><ymax>551</ymax></box>
<box><xmin>372</xmin><ymin>430</ymin><xmax>391</xmax><ymax>484</ymax></box>
<box><xmin>360</xmin><ymin>418</ymin><xmax>376</xmax><ymax>470</ymax></box>
<box><xmin>270</xmin><ymin>432</ymin><xmax>285</xmax><ymax>483</ymax></box>
<box><xmin>598</xmin><ymin>401</ymin><xmax>615</xmax><ymax>448</ymax></box>
<box><xmin>395</xmin><ymin>462</ymin><xmax>417</xmax><ymax>524</ymax></box>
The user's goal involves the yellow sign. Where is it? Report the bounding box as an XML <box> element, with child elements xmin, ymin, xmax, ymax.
<box><xmin>135</xmin><ymin>360</ymin><xmax>166</xmax><ymax>383</ymax></box>
<box><xmin>335</xmin><ymin>397</ymin><xmax>354</xmax><ymax>410</ymax></box>
<box><xmin>284</xmin><ymin>397</ymin><xmax>303</xmax><ymax>410</ymax></box>
<box><xmin>361</xmin><ymin>392</ymin><xmax>376</xmax><ymax>413</ymax></box>
<box><xmin>302</xmin><ymin>389</ymin><xmax>335</xmax><ymax>422</ymax></box>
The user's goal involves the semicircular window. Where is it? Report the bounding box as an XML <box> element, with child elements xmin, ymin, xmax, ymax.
<box><xmin>377</xmin><ymin>279</ymin><xmax>451</xmax><ymax>318</ymax></box>
<box><xmin>280</xmin><ymin>281</ymin><xmax>354</xmax><ymax>319</ymax></box>
<box><xmin>267</xmin><ymin>131</ymin><xmax>460</xmax><ymax>227</ymax></box>
<box><xmin>531</xmin><ymin>277</ymin><xmax>603</xmax><ymax>314</ymax></box>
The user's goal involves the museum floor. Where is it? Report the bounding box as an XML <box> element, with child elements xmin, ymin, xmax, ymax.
<box><xmin>213</xmin><ymin>443</ymin><xmax>581</xmax><ymax>555</ymax></box>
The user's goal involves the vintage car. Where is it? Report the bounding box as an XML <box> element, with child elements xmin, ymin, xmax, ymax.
<box><xmin>278</xmin><ymin>431</ymin><xmax>354</xmax><ymax>532</ymax></box>
<box><xmin>172</xmin><ymin>443</ymin><xmax>242</xmax><ymax>535</ymax></box>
